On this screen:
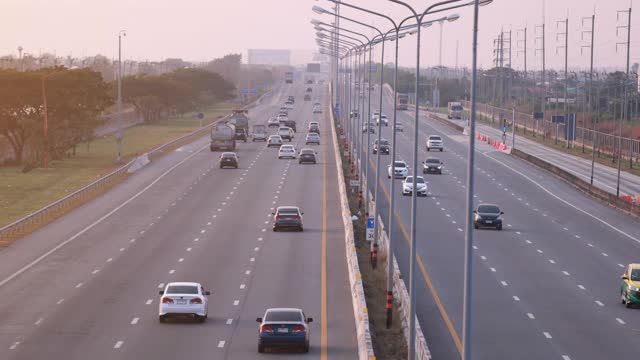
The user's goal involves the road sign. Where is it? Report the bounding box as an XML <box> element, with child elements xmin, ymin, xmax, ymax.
<box><xmin>197</xmin><ymin>113</ymin><xmax>204</xmax><ymax>119</ymax></box>
<box><xmin>240</xmin><ymin>89</ymin><xmax>259</xmax><ymax>95</ymax></box>
<box><xmin>366</xmin><ymin>217</ymin><xmax>375</xmax><ymax>241</ymax></box>
<box><xmin>350</xmin><ymin>179</ymin><xmax>360</xmax><ymax>187</ymax></box>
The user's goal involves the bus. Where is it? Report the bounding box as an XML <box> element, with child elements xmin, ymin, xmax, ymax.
<box><xmin>396</xmin><ymin>93</ymin><xmax>408</xmax><ymax>110</ymax></box>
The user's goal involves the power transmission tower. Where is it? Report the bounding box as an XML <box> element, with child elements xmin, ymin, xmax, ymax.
<box><xmin>535</xmin><ymin>22</ymin><xmax>546</xmax><ymax>115</ymax></box>
<box><xmin>556</xmin><ymin>17</ymin><xmax>569</xmax><ymax>147</ymax></box>
<box><xmin>615</xmin><ymin>6</ymin><xmax>632</xmax><ymax>196</ymax></box>
<box><xmin>517</xmin><ymin>27</ymin><xmax>527</xmax><ymax>108</ymax></box>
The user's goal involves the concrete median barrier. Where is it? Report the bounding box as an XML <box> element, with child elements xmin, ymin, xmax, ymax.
<box><xmin>330</xmin><ymin>84</ymin><xmax>376</xmax><ymax>360</ymax></box>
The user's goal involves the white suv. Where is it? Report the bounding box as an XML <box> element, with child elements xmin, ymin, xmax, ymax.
<box><xmin>375</xmin><ymin>114</ymin><xmax>388</xmax><ymax>126</ymax></box>
<box><xmin>388</xmin><ymin>160</ymin><xmax>409</xmax><ymax>179</ymax></box>
<box><xmin>426</xmin><ymin>135</ymin><xmax>444</xmax><ymax>152</ymax></box>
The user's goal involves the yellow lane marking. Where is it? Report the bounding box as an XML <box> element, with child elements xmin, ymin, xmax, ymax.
<box><xmin>321</xmin><ymin>95</ymin><xmax>329</xmax><ymax>360</ymax></box>
<box><xmin>368</xmin><ymin>157</ymin><xmax>463</xmax><ymax>354</ymax></box>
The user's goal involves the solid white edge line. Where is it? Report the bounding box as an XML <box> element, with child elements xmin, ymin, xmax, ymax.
<box><xmin>0</xmin><ymin>144</ymin><xmax>209</xmax><ymax>289</ymax></box>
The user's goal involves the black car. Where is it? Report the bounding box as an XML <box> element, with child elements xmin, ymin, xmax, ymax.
<box><xmin>219</xmin><ymin>152</ymin><xmax>239</xmax><ymax>169</ymax></box>
<box><xmin>306</xmin><ymin>87</ymin><xmax>312</xmax><ymax>93</ymax></box>
<box><xmin>288</xmin><ymin>96</ymin><xmax>295</xmax><ymax>103</ymax></box>
<box><xmin>235</xmin><ymin>128</ymin><xmax>247</xmax><ymax>142</ymax></box>
<box><xmin>350</xmin><ymin>110</ymin><xmax>359</xmax><ymax>119</ymax></box>
<box><xmin>304</xmin><ymin>94</ymin><xmax>311</xmax><ymax>101</ymax></box>
<box><xmin>308</xmin><ymin>124</ymin><xmax>320</xmax><ymax>134</ymax></box>
<box><xmin>299</xmin><ymin>149</ymin><xmax>317</xmax><ymax>164</ymax></box>
<box><xmin>273</xmin><ymin>206</ymin><xmax>304</xmax><ymax>231</ymax></box>
<box><xmin>474</xmin><ymin>204</ymin><xmax>504</xmax><ymax>230</ymax></box>
<box><xmin>423</xmin><ymin>158</ymin><xmax>443</xmax><ymax>174</ymax></box>
<box><xmin>373</xmin><ymin>139</ymin><xmax>390</xmax><ymax>154</ymax></box>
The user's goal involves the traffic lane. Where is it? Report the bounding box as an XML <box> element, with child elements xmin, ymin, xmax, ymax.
<box><xmin>227</xmin><ymin>88</ymin><xmax>357</xmax><ymax>359</ymax></box>
<box><xmin>366</xmin><ymin>127</ymin><xmax>570</xmax><ymax>359</ymax></box>
<box><xmin>391</xmin><ymin>109</ymin><xmax>640</xmax><ymax>354</ymax></box>
<box><xmin>0</xmin><ymin>142</ymin><xmax>236</xmax><ymax>352</ymax></box>
<box><xmin>360</xmin><ymin>154</ymin><xmax>562</xmax><ymax>360</ymax></box>
<box><xmin>393</xmin><ymin>100</ymin><xmax>640</xmax><ymax>267</ymax></box>
<box><xmin>0</xmin><ymin>86</ymin><xmax>294</xmax><ymax>355</ymax></box>
<box><xmin>4</xmin><ymin>140</ymin><xmax>273</xmax><ymax>360</ymax></box>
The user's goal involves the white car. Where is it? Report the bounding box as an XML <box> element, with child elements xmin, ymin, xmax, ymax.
<box><xmin>388</xmin><ymin>160</ymin><xmax>409</xmax><ymax>179</ymax></box>
<box><xmin>159</xmin><ymin>282</ymin><xmax>210</xmax><ymax>323</ymax></box>
<box><xmin>267</xmin><ymin>135</ymin><xmax>283</xmax><ymax>147</ymax></box>
<box><xmin>313</xmin><ymin>105</ymin><xmax>322</xmax><ymax>114</ymax></box>
<box><xmin>305</xmin><ymin>133</ymin><xmax>320</xmax><ymax>145</ymax></box>
<box><xmin>402</xmin><ymin>176</ymin><xmax>427</xmax><ymax>196</ymax></box>
<box><xmin>268</xmin><ymin>117</ymin><xmax>280</xmax><ymax>127</ymax></box>
<box><xmin>284</xmin><ymin>102</ymin><xmax>294</xmax><ymax>110</ymax></box>
<box><xmin>426</xmin><ymin>135</ymin><xmax>444</xmax><ymax>152</ymax></box>
<box><xmin>277</xmin><ymin>114</ymin><xmax>289</xmax><ymax>123</ymax></box>
<box><xmin>395</xmin><ymin>122</ymin><xmax>404</xmax><ymax>132</ymax></box>
<box><xmin>278</xmin><ymin>144</ymin><xmax>297</xmax><ymax>159</ymax></box>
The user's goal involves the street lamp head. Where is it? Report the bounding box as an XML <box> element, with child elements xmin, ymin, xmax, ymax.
<box><xmin>421</xmin><ymin>22</ymin><xmax>433</xmax><ymax>28</ymax></box>
<box><xmin>119</xmin><ymin>30</ymin><xmax>127</xmax><ymax>37</ymax></box>
<box><xmin>310</xmin><ymin>19</ymin><xmax>322</xmax><ymax>25</ymax></box>
<box><xmin>446</xmin><ymin>14</ymin><xmax>461</xmax><ymax>22</ymax></box>
<box><xmin>312</xmin><ymin>5</ymin><xmax>330</xmax><ymax>15</ymax></box>
<box><xmin>479</xmin><ymin>0</ymin><xmax>494</xmax><ymax>6</ymax></box>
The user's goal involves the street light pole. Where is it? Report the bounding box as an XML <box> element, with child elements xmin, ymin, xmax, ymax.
<box><xmin>117</xmin><ymin>30</ymin><xmax>126</xmax><ymax>163</ymax></box>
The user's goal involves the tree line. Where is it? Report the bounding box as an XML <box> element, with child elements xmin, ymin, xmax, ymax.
<box><xmin>0</xmin><ymin>66</ymin><xmax>236</xmax><ymax>170</ymax></box>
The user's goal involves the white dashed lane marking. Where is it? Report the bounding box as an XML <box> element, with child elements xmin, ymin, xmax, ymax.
<box><xmin>233</xmin><ymin>300</ymin><xmax>240</xmax><ymax>306</ymax></box>
<box><xmin>527</xmin><ymin>313</ymin><xmax>535</xmax><ymax>319</ymax></box>
<box><xmin>114</xmin><ymin>341</ymin><xmax>124</xmax><ymax>349</ymax></box>
<box><xmin>543</xmin><ymin>332</ymin><xmax>552</xmax><ymax>339</ymax></box>
<box><xmin>131</xmin><ymin>317</ymin><xmax>139</xmax><ymax>325</ymax></box>
<box><xmin>226</xmin><ymin>319</ymin><xmax>233</xmax><ymax>325</ymax></box>
<box><xmin>617</xmin><ymin>318</ymin><xmax>626</xmax><ymax>325</ymax></box>
<box><xmin>9</xmin><ymin>342</ymin><xmax>20</xmax><ymax>350</ymax></box>
<box><xmin>146</xmin><ymin>299</ymin><xmax>153</xmax><ymax>305</ymax></box>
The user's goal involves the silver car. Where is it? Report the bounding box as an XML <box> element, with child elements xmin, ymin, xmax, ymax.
<box><xmin>305</xmin><ymin>133</ymin><xmax>320</xmax><ymax>145</ymax></box>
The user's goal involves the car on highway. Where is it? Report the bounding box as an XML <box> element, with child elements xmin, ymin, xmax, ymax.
<box><xmin>621</xmin><ymin>264</ymin><xmax>640</xmax><ymax>308</ymax></box>
<box><xmin>388</xmin><ymin>160</ymin><xmax>409</xmax><ymax>179</ymax></box>
<box><xmin>158</xmin><ymin>282</ymin><xmax>210</xmax><ymax>323</ymax></box>
<box><xmin>288</xmin><ymin>95</ymin><xmax>295</xmax><ymax>103</ymax></box>
<box><xmin>256</xmin><ymin>308</ymin><xmax>312</xmax><ymax>353</ymax></box>
<box><xmin>277</xmin><ymin>114</ymin><xmax>288</xmax><ymax>124</ymax></box>
<box><xmin>375</xmin><ymin>114</ymin><xmax>389</xmax><ymax>126</ymax></box>
<box><xmin>306</xmin><ymin>87</ymin><xmax>312</xmax><ymax>93</ymax></box>
<box><xmin>305</xmin><ymin>133</ymin><xmax>320</xmax><ymax>145</ymax></box>
<box><xmin>298</xmin><ymin>149</ymin><xmax>317</xmax><ymax>164</ymax></box>
<box><xmin>402</xmin><ymin>176</ymin><xmax>427</xmax><ymax>197</ymax></box>
<box><xmin>272</xmin><ymin>206</ymin><xmax>304</xmax><ymax>231</ymax></box>
<box><xmin>267</xmin><ymin>135</ymin><xmax>283</xmax><ymax>147</ymax></box>
<box><xmin>423</xmin><ymin>158</ymin><xmax>443</xmax><ymax>174</ymax></box>
<box><xmin>278</xmin><ymin>144</ymin><xmax>297</xmax><ymax>159</ymax></box>
<box><xmin>252</xmin><ymin>125</ymin><xmax>267</xmax><ymax>142</ymax></box>
<box><xmin>372</xmin><ymin>109</ymin><xmax>380</xmax><ymax>119</ymax></box>
<box><xmin>426</xmin><ymin>135</ymin><xmax>444</xmax><ymax>152</ymax></box>
<box><xmin>362</xmin><ymin>123</ymin><xmax>375</xmax><ymax>133</ymax></box>
<box><xmin>373</xmin><ymin>139</ymin><xmax>390</xmax><ymax>154</ymax></box>
<box><xmin>268</xmin><ymin>116</ymin><xmax>280</xmax><ymax>128</ymax></box>
<box><xmin>304</xmin><ymin>94</ymin><xmax>311</xmax><ymax>101</ymax></box>
<box><xmin>473</xmin><ymin>204</ymin><xmax>504</xmax><ymax>230</ymax></box>
<box><xmin>313</xmin><ymin>105</ymin><xmax>322</xmax><ymax>114</ymax></box>
<box><xmin>313</xmin><ymin>102</ymin><xmax>321</xmax><ymax>107</ymax></box>
<box><xmin>350</xmin><ymin>109</ymin><xmax>359</xmax><ymax>119</ymax></box>
<box><xmin>219</xmin><ymin>152</ymin><xmax>239</xmax><ymax>169</ymax></box>
<box><xmin>279</xmin><ymin>106</ymin><xmax>288</xmax><ymax>115</ymax></box>
<box><xmin>395</xmin><ymin>122</ymin><xmax>404</xmax><ymax>132</ymax></box>
<box><xmin>278</xmin><ymin>127</ymin><xmax>294</xmax><ymax>142</ymax></box>
<box><xmin>308</xmin><ymin>123</ymin><xmax>320</xmax><ymax>134</ymax></box>
<box><xmin>284</xmin><ymin>101</ymin><xmax>294</xmax><ymax>110</ymax></box>
<box><xmin>234</xmin><ymin>127</ymin><xmax>247</xmax><ymax>142</ymax></box>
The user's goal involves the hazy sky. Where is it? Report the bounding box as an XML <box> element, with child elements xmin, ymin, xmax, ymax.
<box><xmin>3</xmin><ymin>0</ymin><xmax>639</xmax><ymax>71</ymax></box>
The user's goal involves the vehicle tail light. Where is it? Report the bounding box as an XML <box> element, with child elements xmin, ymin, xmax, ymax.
<box><xmin>292</xmin><ymin>325</ymin><xmax>306</xmax><ymax>333</ymax></box>
<box><xmin>275</xmin><ymin>215</ymin><xmax>282</xmax><ymax>220</ymax></box>
<box><xmin>162</xmin><ymin>297</ymin><xmax>173</xmax><ymax>304</ymax></box>
<box><xmin>261</xmin><ymin>325</ymin><xmax>274</xmax><ymax>333</ymax></box>
<box><xmin>190</xmin><ymin>298</ymin><xmax>202</xmax><ymax>304</ymax></box>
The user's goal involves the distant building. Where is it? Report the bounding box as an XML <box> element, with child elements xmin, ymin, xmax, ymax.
<box><xmin>247</xmin><ymin>49</ymin><xmax>291</xmax><ymax>65</ymax></box>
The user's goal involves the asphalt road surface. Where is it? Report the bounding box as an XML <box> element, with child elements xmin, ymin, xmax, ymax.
<box><xmin>354</xmin><ymin>86</ymin><xmax>640</xmax><ymax>360</ymax></box>
<box><xmin>0</xmin><ymin>80</ymin><xmax>357</xmax><ymax>360</ymax></box>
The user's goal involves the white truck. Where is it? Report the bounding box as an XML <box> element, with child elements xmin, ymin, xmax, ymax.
<box><xmin>252</xmin><ymin>124</ymin><xmax>267</xmax><ymax>142</ymax></box>
<box><xmin>447</xmin><ymin>102</ymin><xmax>463</xmax><ymax>119</ymax></box>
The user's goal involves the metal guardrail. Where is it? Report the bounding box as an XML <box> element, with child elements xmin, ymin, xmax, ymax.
<box><xmin>0</xmin><ymin>95</ymin><xmax>265</xmax><ymax>245</ymax></box>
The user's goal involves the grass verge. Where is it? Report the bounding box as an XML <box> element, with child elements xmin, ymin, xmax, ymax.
<box><xmin>0</xmin><ymin>103</ymin><xmax>234</xmax><ymax>228</ymax></box>
<box><xmin>335</xmin><ymin>124</ymin><xmax>409</xmax><ymax>359</ymax></box>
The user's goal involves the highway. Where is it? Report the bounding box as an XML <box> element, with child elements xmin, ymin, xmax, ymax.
<box><xmin>431</xmin><ymin>104</ymin><xmax>640</xmax><ymax>198</ymax></box>
<box><xmin>357</xmin><ymin>86</ymin><xmax>640</xmax><ymax>360</ymax></box>
<box><xmin>0</xmin><ymin>81</ymin><xmax>358</xmax><ymax>359</ymax></box>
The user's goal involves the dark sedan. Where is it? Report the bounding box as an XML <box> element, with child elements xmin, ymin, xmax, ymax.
<box><xmin>373</xmin><ymin>139</ymin><xmax>390</xmax><ymax>154</ymax></box>
<box><xmin>474</xmin><ymin>204</ymin><xmax>504</xmax><ymax>230</ymax></box>
<box><xmin>273</xmin><ymin>206</ymin><xmax>304</xmax><ymax>231</ymax></box>
<box><xmin>298</xmin><ymin>149</ymin><xmax>317</xmax><ymax>164</ymax></box>
<box><xmin>219</xmin><ymin>152</ymin><xmax>238</xmax><ymax>169</ymax></box>
<box><xmin>423</xmin><ymin>158</ymin><xmax>443</xmax><ymax>174</ymax></box>
<box><xmin>257</xmin><ymin>308</ymin><xmax>312</xmax><ymax>353</ymax></box>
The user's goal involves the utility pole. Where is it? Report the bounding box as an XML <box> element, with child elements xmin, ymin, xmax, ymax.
<box><xmin>117</xmin><ymin>30</ymin><xmax>126</xmax><ymax>164</ymax></box>
<box><xmin>582</xmin><ymin>12</ymin><xmax>596</xmax><ymax>185</ymax></box>
<box><xmin>615</xmin><ymin>6</ymin><xmax>632</xmax><ymax>197</ymax></box>
<box><xmin>556</xmin><ymin>17</ymin><xmax>569</xmax><ymax>148</ymax></box>
<box><xmin>507</xmin><ymin>30</ymin><xmax>513</xmax><ymax>104</ymax></box>
<box><xmin>517</xmin><ymin>27</ymin><xmax>527</xmax><ymax>108</ymax></box>
<box><xmin>535</xmin><ymin>21</ymin><xmax>546</xmax><ymax>117</ymax></box>
<box><xmin>17</xmin><ymin>46</ymin><xmax>23</xmax><ymax>71</ymax></box>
